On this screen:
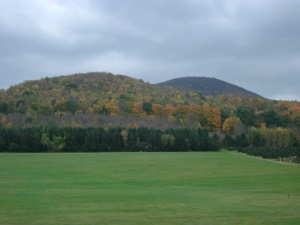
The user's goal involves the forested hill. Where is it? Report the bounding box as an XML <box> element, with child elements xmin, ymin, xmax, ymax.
<box><xmin>0</xmin><ymin>72</ymin><xmax>300</xmax><ymax>134</ymax></box>
<box><xmin>157</xmin><ymin>77</ymin><xmax>262</xmax><ymax>98</ymax></box>
<box><xmin>0</xmin><ymin>72</ymin><xmax>300</xmax><ymax>153</ymax></box>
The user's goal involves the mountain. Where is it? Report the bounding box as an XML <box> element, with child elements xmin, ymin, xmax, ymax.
<box><xmin>157</xmin><ymin>77</ymin><xmax>262</xmax><ymax>98</ymax></box>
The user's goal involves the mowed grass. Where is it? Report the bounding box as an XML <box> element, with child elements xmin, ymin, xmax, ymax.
<box><xmin>0</xmin><ymin>151</ymin><xmax>300</xmax><ymax>225</ymax></box>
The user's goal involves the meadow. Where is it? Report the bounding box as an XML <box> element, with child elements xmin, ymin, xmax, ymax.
<box><xmin>0</xmin><ymin>151</ymin><xmax>299</xmax><ymax>225</ymax></box>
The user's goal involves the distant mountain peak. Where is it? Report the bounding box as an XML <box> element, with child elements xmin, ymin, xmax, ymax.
<box><xmin>157</xmin><ymin>76</ymin><xmax>263</xmax><ymax>98</ymax></box>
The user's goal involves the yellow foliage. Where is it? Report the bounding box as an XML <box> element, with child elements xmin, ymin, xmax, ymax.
<box><xmin>126</xmin><ymin>102</ymin><xmax>134</xmax><ymax>114</ymax></box>
<box><xmin>105</xmin><ymin>102</ymin><xmax>120</xmax><ymax>115</ymax></box>
<box><xmin>87</xmin><ymin>107</ymin><xmax>95</xmax><ymax>114</ymax></box>
<box><xmin>165</xmin><ymin>104</ymin><xmax>175</xmax><ymax>116</ymax></box>
<box><xmin>174</xmin><ymin>105</ymin><xmax>189</xmax><ymax>116</ymax></box>
<box><xmin>152</xmin><ymin>103</ymin><xmax>165</xmax><ymax>117</ymax></box>
<box><xmin>194</xmin><ymin>105</ymin><xmax>203</xmax><ymax>122</ymax></box>
<box><xmin>222</xmin><ymin>117</ymin><xmax>241</xmax><ymax>133</ymax></box>
<box><xmin>32</xmin><ymin>84</ymin><xmax>39</xmax><ymax>90</ymax></box>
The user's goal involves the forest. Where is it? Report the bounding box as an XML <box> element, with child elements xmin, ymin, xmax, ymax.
<box><xmin>0</xmin><ymin>72</ymin><xmax>300</xmax><ymax>160</ymax></box>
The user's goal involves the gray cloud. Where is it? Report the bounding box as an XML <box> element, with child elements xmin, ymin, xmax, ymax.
<box><xmin>0</xmin><ymin>0</ymin><xmax>299</xmax><ymax>100</ymax></box>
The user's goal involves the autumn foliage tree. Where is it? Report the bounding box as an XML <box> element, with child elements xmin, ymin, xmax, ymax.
<box><xmin>105</xmin><ymin>102</ymin><xmax>121</xmax><ymax>115</ymax></box>
<box><xmin>222</xmin><ymin>116</ymin><xmax>242</xmax><ymax>134</ymax></box>
<box><xmin>152</xmin><ymin>103</ymin><xmax>165</xmax><ymax>118</ymax></box>
<box><xmin>132</xmin><ymin>102</ymin><xmax>144</xmax><ymax>117</ymax></box>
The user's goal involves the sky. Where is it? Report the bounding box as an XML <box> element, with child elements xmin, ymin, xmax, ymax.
<box><xmin>0</xmin><ymin>0</ymin><xmax>299</xmax><ymax>101</ymax></box>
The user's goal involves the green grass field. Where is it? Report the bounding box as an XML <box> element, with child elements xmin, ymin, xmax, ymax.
<box><xmin>0</xmin><ymin>151</ymin><xmax>299</xmax><ymax>225</ymax></box>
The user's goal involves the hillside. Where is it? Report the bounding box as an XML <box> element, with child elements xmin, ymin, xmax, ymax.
<box><xmin>1</xmin><ymin>72</ymin><xmax>207</xmax><ymax>111</ymax></box>
<box><xmin>0</xmin><ymin>72</ymin><xmax>300</xmax><ymax>134</ymax></box>
<box><xmin>157</xmin><ymin>77</ymin><xmax>262</xmax><ymax>98</ymax></box>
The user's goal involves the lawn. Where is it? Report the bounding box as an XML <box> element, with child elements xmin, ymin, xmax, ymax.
<box><xmin>0</xmin><ymin>151</ymin><xmax>299</xmax><ymax>225</ymax></box>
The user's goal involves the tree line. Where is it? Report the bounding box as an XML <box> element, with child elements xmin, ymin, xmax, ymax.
<box><xmin>222</xmin><ymin>126</ymin><xmax>300</xmax><ymax>163</ymax></box>
<box><xmin>228</xmin><ymin>147</ymin><xmax>300</xmax><ymax>164</ymax></box>
<box><xmin>0</xmin><ymin>127</ymin><xmax>220</xmax><ymax>152</ymax></box>
<box><xmin>1</xmin><ymin>125</ymin><xmax>299</xmax><ymax>163</ymax></box>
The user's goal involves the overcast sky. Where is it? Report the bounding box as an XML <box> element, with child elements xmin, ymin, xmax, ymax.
<box><xmin>1</xmin><ymin>0</ymin><xmax>299</xmax><ymax>100</ymax></box>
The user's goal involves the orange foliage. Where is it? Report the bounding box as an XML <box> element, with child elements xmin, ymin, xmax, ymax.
<box><xmin>289</xmin><ymin>107</ymin><xmax>300</xmax><ymax>114</ymax></box>
<box><xmin>1</xmin><ymin>116</ymin><xmax>7</xmax><ymax>125</ymax></box>
<box><xmin>132</xmin><ymin>102</ymin><xmax>144</xmax><ymax>117</ymax></box>
<box><xmin>211</xmin><ymin>107</ymin><xmax>222</xmax><ymax>130</ymax></box>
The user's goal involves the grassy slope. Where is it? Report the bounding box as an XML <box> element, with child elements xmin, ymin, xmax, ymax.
<box><xmin>0</xmin><ymin>151</ymin><xmax>299</xmax><ymax>225</ymax></box>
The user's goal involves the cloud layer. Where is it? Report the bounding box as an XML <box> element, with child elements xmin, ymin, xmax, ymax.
<box><xmin>1</xmin><ymin>0</ymin><xmax>299</xmax><ymax>100</ymax></box>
